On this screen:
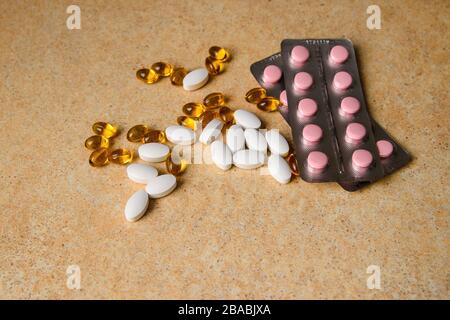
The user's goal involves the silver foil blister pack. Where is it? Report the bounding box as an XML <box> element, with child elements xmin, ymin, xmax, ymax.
<box><xmin>281</xmin><ymin>39</ymin><xmax>384</xmax><ymax>184</ymax></box>
<box><xmin>250</xmin><ymin>41</ymin><xmax>411</xmax><ymax>190</ymax></box>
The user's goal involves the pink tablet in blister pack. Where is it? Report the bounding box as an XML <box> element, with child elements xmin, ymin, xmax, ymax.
<box><xmin>250</xmin><ymin>53</ymin><xmax>289</xmax><ymax>120</ymax></box>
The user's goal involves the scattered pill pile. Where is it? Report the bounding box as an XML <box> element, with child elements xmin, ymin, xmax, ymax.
<box><xmin>119</xmin><ymin>90</ymin><xmax>298</xmax><ymax>222</ymax></box>
<box><xmin>86</xmin><ymin>39</ymin><xmax>411</xmax><ymax>223</ymax></box>
<box><xmin>84</xmin><ymin>122</ymin><xmax>134</xmax><ymax>167</ymax></box>
<box><xmin>136</xmin><ymin>46</ymin><xmax>231</xmax><ymax>92</ymax></box>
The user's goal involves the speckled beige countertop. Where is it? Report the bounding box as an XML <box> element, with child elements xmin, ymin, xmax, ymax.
<box><xmin>0</xmin><ymin>0</ymin><xmax>448</xmax><ymax>299</ymax></box>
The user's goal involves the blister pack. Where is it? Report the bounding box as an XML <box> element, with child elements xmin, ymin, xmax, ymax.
<box><xmin>250</xmin><ymin>42</ymin><xmax>411</xmax><ymax>190</ymax></box>
<box><xmin>281</xmin><ymin>39</ymin><xmax>386</xmax><ymax>184</ymax></box>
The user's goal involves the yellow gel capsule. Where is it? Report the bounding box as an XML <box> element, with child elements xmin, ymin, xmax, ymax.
<box><xmin>218</xmin><ymin>106</ymin><xmax>234</xmax><ymax>123</ymax></box>
<box><xmin>200</xmin><ymin>110</ymin><xmax>217</xmax><ymax>128</ymax></box>
<box><xmin>92</xmin><ymin>122</ymin><xmax>118</xmax><ymax>138</ymax></box>
<box><xmin>257</xmin><ymin>97</ymin><xmax>281</xmax><ymax>112</ymax></box>
<box><xmin>151</xmin><ymin>62</ymin><xmax>174</xmax><ymax>77</ymax></box>
<box><xmin>245</xmin><ymin>87</ymin><xmax>267</xmax><ymax>104</ymax></box>
<box><xmin>177</xmin><ymin>116</ymin><xmax>197</xmax><ymax>130</ymax></box>
<box><xmin>89</xmin><ymin>148</ymin><xmax>110</xmax><ymax>167</ymax></box>
<box><xmin>221</xmin><ymin>120</ymin><xmax>234</xmax><ymax>134</ymax></box>
<box><xmin>127</xmin><ymin>124</ymin><xmax>150</xmax><ymax>143</ymax></box>
<box><xmin>205</xmin><ymin>57</ymin><xmax>224</xmax><ymax>75</ymax></box>
<box><xmin>170</xmin><ymin>67</ymin><xmax>188</xmax><ymax>86</ymax></box>
<box><xmin>108</xmin><ymin>148</ymin><xmax>133</xmax><ymax>165</ymax></box>
<box><xmin>84</xmin><ymin>135</ymin><xmax>109</xmax><ymax>150</ymax></box>
<box><xmin>143</xmin><ymin>129</ymin><xmax>166</xmax><ymax>144</ymax></box>
<box><xmin>203</xmin><ymin>92</ymin><xmax>225</xmax><ymax>109</ymax></box>
<box><xmin>166</xmin><ymin>156</ymin><xmax>188</xmax><ymax>176</ymax></box>
<box><xmin>286</xmin><ymin>153</ymin><xmax>299</xmax><ymax>176</ymax></box>
<box><xmin>208</xmin><ymin>46</ymin><xmax>231</xmax><ymax>62</ymax></box>
<box><xmin>182</xmin><ymin>102</ymin><xmax>205</xmax><ymax>118</ymax></box>
<box><xmin>136</xmin><ymin>68</ymin><xmax>159</xmax><ymax>84</ymax></box>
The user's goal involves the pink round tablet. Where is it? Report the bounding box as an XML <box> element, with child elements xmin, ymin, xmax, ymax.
<box><xmin>294</xmin><ymin>72</ymin><xmax>313</xmax><ymax>91</ymax></box>
<box><xmin>302</xmin><ymin>124</ymin><xmax>323</xmax><ymax>144</ymax></box>
<box><xmin>345</xmin><ymin>123</ymin><xmax>366</xmax><ymax>143</ymax></box>
<box><xmin>329</xmin><ymin>45</ymin><xmax>349</xmax><ymax>64</ymax></box>
<box><xmin>333</xmin><ymin>71</ymin><xmax>352</xmax><ymax>90</ymax></box>
<box><xmin>297</xmin><ymin>98</ymin><xmax>318</xmax><ymax>118</ymax></box>
<box><xmin>280</xmin><ymin>90</ymin><xmax>288</xmax><ymax>106</ymax></box>
<box><xmin>263</xmin><ymin>65</ymin><xmax>282</xmax><ymax>84</ymax></box>
<box><xmin>377</xmin><ymin>140</ymin><xmax>394</xmax><ymax>158</ymax></box>
<box><xmin>291</xmin><ymin>45</ymin><xmax>310</xmax><ymax>65</ymax></box>
<box><xmin>307</xmin><ymin>151</ymin><xmax>328</xmax><ymax>172</ymax></box>
<box><xmin>352</xmin><ymin>149</ymin><xmax>373</xmax><ymax>170</ymax></box>
<box><xmin>340</xmin><ymin>97</ymin><xmax>360</xmax><ymax>115</ymax></box>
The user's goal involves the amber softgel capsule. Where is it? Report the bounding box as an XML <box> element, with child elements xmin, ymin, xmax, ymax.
<box><xmin>127</xmin><ymin>124</ymin><xmax>150</xmax><ymax>143</ymax></box>
<box><xmin>208</xmin><ymin>46</ymin><xmax>231</xmax><ymax>62</ymax></box>
<box><xmin>170</xmin><ymin>67</ymin><xmax>188</xmax><ymax>86</ymax></box>
<box><xmin>109</xmin><ymin>148</ymin><xmax>133</xmax><ymax>165</ymax></box>
<box><xmin>182</xmin><ymin>102</ymin><xmax>205</xmax><ymax>118</ymax></box>
<box><xmin>203</xmin><ymin>92</ymin><xmax>225</xmax><ymax>109</ymax></box>
<box><xmin>143</xmin><ymin>129</ymin><xmax>167</xmax><ymax>144</ymax></box>
<box><xmin>205</xmin><ymin>56</ymin><xmax>224</xmax><ymax>75</ymax></box>
<box><xmin>218</xmin><ymin>106</ymin><xmax>234</xmax><ymax>123</ymax></box>
<box><xmin>245</xmin><ymin>87</ymin><xmax>267</xmax><ymax>104</ymax></box>
<box><xmin>84</xmin><ymin>135</ymin><xmax>109</xmax><ymax>150</ymax></box>
<box><xmin>200</xmin><ymin>110</ymin><xmax>217</xmax><ymax>128</ymax></box>
<box><xmin>92</xmin><ymin>122</ymin><xmax>118</xmax><ymax>138</ymax></box>
<box><xmin>257</xmin><ymin>97</ymin><xmax>281</xmax><ymax>112</ymax></box>
<box><xmin>89</xmin><ymin>148</ymin><xmax>110</xmax><ymax>167</ymax></box>
<box><xmin>166</xmin><ymin>157</ymin><xmax>188</xmax><ymax>176</ymax></box>
<box><xmin>151</xmin><ymin>62</ymin><xmax>174</xmax><ymax>77</ymax></box>
<box><xmin>286</xmin><ymin>153</ymin><xmax>299</xmax><ymax>176</ymax></box>
<box><xmin>136</xmin><ymin>68</ymin><xmax>159</xmax><ymax>84</ymax></box>
<box><xmin>177</xmin><ymin>116</ymin><xmax>197</xmax><ymax>130</ymax></box>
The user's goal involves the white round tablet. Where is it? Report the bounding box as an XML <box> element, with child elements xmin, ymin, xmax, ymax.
<box><xmin>165</xmin><ymin>125</ymin><xmax>196</xmax><ymax>145</ymax></box>
<box><xmin>182</xmin><ymin>68</ymin><xmax>209</xmax><ymax>91</ymax></box>
<box><xmin>124</xmin><ymin>189</ymin><xmax>149</xmax><ymax>222</ymax></box>
<box><xmin>126</xmin><ymin>163</ymin><xmax>158</xmax><ymax>184</ymax></box>
<box><xmin>199</xmin><ymin>119</ymin><xmax>224</xmax><ymax>144</ymax></box>
<box><xmin>232</xmin><ymin>149</ymin><xmax>265</xmax><ymax>169</ymax></box>
<box><xmin>265</xmin><ymin>129</ymin><xmax>289</xmax><ymax>157</ymax></box>
<box><xmin>234</xmin><ymin>109</ymin><xmax>262</xmax><ymax>129</ymax></box>
<box><xmin>244</xmin><ymin>128</ymin><xmax>267</xmax><ymax>153</ymax></box>
<box><xmin>145</xmin><ymin>174</ymin><xmax>177</xmax><ymax>199</ymax></box>
<box><xmin>268</xmin><ymin>154</ymin><xmax>292</xmax><ymax>184</ymax></box>
<box><xmin>138</xmin><ymin>143</ymin><xmax>170</xmax><ymax>162</ymax></box>
<box><xmin>226</xmin><ymin>124</ymin><xmax>245</xmax><ymax>153</ymax></box>
<box><xmin>210</xmin><ymin>140</ymin><xmax>233</xmax><ymax>171</ymax></box>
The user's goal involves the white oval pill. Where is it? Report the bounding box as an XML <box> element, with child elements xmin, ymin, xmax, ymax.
<box><xmin>165</xmin><ymin>125</ymin><xmax>196</xmax><ymax>145</ymax></box>
<box><xmin>268</xmin><ymin>154</ymin><xmax>292</xmax><ymax>184</ymax></box>
<box><xmin>138</xmin><ymin>143</ymin><xmax>170</xmax><ymax>162</ymax></box>
<box><xmin>233</xmin><ymin>149</ymin><xmax>265</xmax><ymax>169</ymax></box>
<box><xmin>145</xmin><ymin>174</ymin><xmax>177</xmax><ymax>198</ymax></box>
<box><xmin>199</xmin><ymin>119</ymin><xmax>224</xmax><ymax>144</ymax></box>
<box><xmin>182</xmin><ymin>68</ymin><xmax>209</xmax><ymax>91</ymax></box>
<box><xmin>124</xmin><ymin>189</ymin><xmax>149</xmax><ymax>222</ymax></box>
<box><xmin>234</xmin><ymin>109</ymin><xmax>262</xmax><ymax>129</ymax></box>
<box><xmin>210</xmin><ymin>140</ymin><xmax>233</xmax><ymax>171</ymax></box>
<box><xmin>127</xmin><ymin>163</ymin><xmax>158</xmax><ymax>184</ymax></box>
<box><xmin>244</xmin><ymin>128</ymin><xmax>267</xmax><ymax>153</ymax></box>
<box><xmin>226</xmin><ymin>124</ymin><xmax>245</xmax><ymax>153</ymax></box>
<box><xmin>265</xmin><ymin>129</ymin><xmax>290</xmax><ymax>157</ymax></box>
